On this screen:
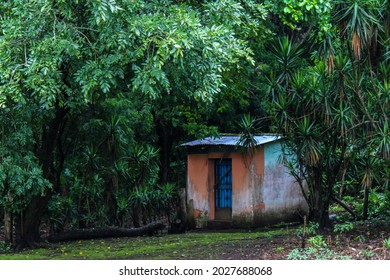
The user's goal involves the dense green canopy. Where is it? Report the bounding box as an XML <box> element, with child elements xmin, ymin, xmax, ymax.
<box><xmin>0</xmin><ymin>0</ymin><xmax>388</xmax><ymax>249</ymax></box>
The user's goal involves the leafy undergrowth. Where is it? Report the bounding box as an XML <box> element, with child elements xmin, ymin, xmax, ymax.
<box><xmin>0</xmin><ymin>222</ymin><xmax>389</xmax><ymax>260</ymax></box>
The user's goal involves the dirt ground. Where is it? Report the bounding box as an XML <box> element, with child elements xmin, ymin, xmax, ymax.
<box><xmin>208</xmin><ymin>224</ymin><xmax>390</xmax><ymax>260</ymax></box>
<box><xmin>208</xmin><ymin>232</ymin><xmax>389</xmax><ymax>260</ymax></box>
<box><xmin>0</xmin><ymin>221</ymin><xmax>389</xmax><ymax>260</ymax></box>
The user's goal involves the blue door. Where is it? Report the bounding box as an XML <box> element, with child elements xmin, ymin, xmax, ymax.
<box><xmin>214</xmin><ymin>159</ymin><xmax>232</xmax><ymax>220</ymax></box>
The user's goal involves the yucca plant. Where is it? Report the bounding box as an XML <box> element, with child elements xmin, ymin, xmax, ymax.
<box><xmin>154</xmin><ymin>183</ymin><xmax>178</xmax><ymax>224</ymax></box>
<box><xmin>238</xmin><ymin>114</ymin><xmax>260</xmax><ymax>156</ymax></box>
<box><xmin>383</xmin><ymin>238</ymin><xmax>390</xmax><ymax>250</ymax></box>
<box><xmin>335</xmin><ymin>0</ymin><xmax>382</xmax><ymax>61</ymax></box>
<box><xmin>270</xmin><ymin>36</ymin><xmax>304</xmax><ymax>87</ymax></box>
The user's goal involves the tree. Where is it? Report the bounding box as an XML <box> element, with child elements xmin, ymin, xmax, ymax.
<box><xmin>131</xmin><ymin>0</ymin><xmax>269</xmax><ymax>183</ymax></box>
<box><xmin>1</xmin><ymin>0</ymin><xmax>386</xmax><ymax>248</ymax></box>
<box><xmin>0</xmin><ymin>0</ymin><xmax>260</xmax><ymax>248</ymax></box>
<box><xmin>262</xmin><ymin>0</ymin><xmax>389</xmax><ymax>230</ymax></box>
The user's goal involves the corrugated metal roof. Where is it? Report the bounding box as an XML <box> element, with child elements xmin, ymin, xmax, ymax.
<box><xmin>181</xmin><ymin>135</ymin><xmax>281</xmax><ymax>147</ymax></box>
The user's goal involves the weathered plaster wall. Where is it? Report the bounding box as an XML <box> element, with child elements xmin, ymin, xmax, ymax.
<box><xmin>187</xmin><ymin>151</ymin><xmax>256</xmax><ymax>226</ymax></box>
<box><xmin>253</xmin><ymin>141</ymin><xmax>308</xmax><ymax>226</ymax></box>
<box><xmin>232</xmin><ymin>149</ymin><xmax>264</xmax><ymax>227</ymax></box>
<box><xmin>187</xmin><ymin>154</ymin><xmax>210</xmax><ymax>227</ymax></box>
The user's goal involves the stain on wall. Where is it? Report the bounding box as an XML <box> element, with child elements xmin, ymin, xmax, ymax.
<box><xmin>253</xmin><ymin>141</ymin><xmax>308</xmax><ymax>226</ymax></box>
<box><xmin>187</xmin><ymin>154</ymin><xmax>210</xmax><ymax>220</ymax></box>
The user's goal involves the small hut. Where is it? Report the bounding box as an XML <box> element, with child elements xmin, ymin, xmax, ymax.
<box><xmin>181</xmin><ymin>135</ymin><xmax>308</xmax><ymax>228</ymax></box>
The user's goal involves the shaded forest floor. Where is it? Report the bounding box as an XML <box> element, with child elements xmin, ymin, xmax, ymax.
<box><xmin>0</xmin><ymin>220</ymin><xmax>389</xmax><ymax>260</ymax></box>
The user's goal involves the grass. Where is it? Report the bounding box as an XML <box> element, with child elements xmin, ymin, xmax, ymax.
<box><xmin>0</xmin><ymin>228</ymin><xmax>292</xmax><ymax>260</ymax></box>
<box><xmin>1</xmin><ymin>221</ymin><xmax>388</xmax><ymax>260</ymax></box>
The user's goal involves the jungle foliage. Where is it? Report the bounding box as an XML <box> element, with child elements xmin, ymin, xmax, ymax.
<box><xmin>0</xmin><ymin>0</ymin><xmax>388</xmax><ymax>249</ymax></box>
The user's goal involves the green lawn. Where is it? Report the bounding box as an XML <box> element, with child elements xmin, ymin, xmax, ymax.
<box><xmin>2</xmin><ymin>223</ymin><xmax>388</xmax><ymax>260</ymax></box>
<box><xmin>0</xmin><ymin>228</ymin><xmax>291</xmax><ymax>260</ymax></box>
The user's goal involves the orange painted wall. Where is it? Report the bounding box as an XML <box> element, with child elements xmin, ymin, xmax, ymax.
<box><xmin>187</xmin><ymin>148</ymin><xmax>265</xmax><ymax>226</ymax></box>
<box><xmin>231</xmin><ymin>149</ymin><xmax>264</xmax><ymax>224</ymax></box>
<box><xmin>187</xmin><ymin>154</ymin><xmax>210</xmax><ymax>220</ymax></box>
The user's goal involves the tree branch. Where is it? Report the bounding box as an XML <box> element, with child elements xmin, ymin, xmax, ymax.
<box><xmin>330</xmin><ymin>195</ymin><xmax>356</xmax><ymax>218</ymax></box>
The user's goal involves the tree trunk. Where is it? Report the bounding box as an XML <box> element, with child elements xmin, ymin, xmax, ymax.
<box><xmin>132</xmin><ymin>208</ymin><xmax>141</xmax><ymax>228</ymax></box>
<box><xmin>169</xmin><ymin>188</ymin><xmax>187</xmax><ymax>233</ymax></box>
<box><xmin>153</xmin><ymin>113</ymin><xmax>174</xmax><ymax>184</ymax></box>
<box><xmin>47</xmin><ymin>222</ymin><xmax>165</xmax><ymax>243</ymax></box>
<box><xmin>157</xmin><ymin>124</ymin><xmax>172</xmax><ymax>184</ymax></box>
<box><xmin>338</xmin><ymin>164</ymin><xmax>348</xmax><ymax>199</ymax></box>
<box><xmin>105</xmin><ymin>175</ymin><xmax>118</xmax><ymax>225</ymax></box>
<box><xmin>14</xmin><ymin>195</ymin><xmax>51</xmax><ymax>250</ymax></box>
<box><xmin>363</xmin><ymin>184</ymin><xmax>370</xmax><ymax>220</ymax></box>
<box><xmin>308</xmin><ymin>168</ymin><xmax>331</xmax><ymax>232</ymax></box>
<box><xmin>4</xmin><ymin>189</ymin><xmax>13</xmax><ymax>245</ymax></box>
<box><xmin>14</xmin><ymin>107</ymin><xmax>69</xmax><ymax>250</ymax></box>
<box><xmin>319</xmin><ymin>192</ymin><xmax>331</xmax><ymax>231</ymax></box>
<box><xmin>4</xmin><ymin>210</ymin><xmax>13</xmax><ymax>245</ymax></box>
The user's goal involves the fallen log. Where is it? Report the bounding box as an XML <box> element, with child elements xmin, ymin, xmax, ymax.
<box><xmin>47</xmin><ymin>222</ymin><xmax>165</xmax><ymax>243</ymax></box>
<box><xmin>330</xmin><ymin>195</ymin><xmax>357</xmax><ymax>218</ymax></box>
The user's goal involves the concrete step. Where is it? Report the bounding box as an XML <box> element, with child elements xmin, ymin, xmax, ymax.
<box><xmin>207</xmin><ymin>220</ymin><xmax>232</xmax><ymax>229</ymax></box>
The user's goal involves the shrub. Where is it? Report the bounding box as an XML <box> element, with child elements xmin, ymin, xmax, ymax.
<box><xmin>296</xmin><ymin>222</ymin><xmax>319</xmax><ymax>238</ymax></box>
<box><xmin>384</xmin><ymin>238</ymin><xmax>390</xmax><ymax>250</ymax></box>
<box><xmin>334</xmin><ymin>222</ymin><xmax>354</xmax><ymax>234</ymax></box>
<box><xmin>288</xmin><ymin>235</ymin><xmax>351</xmax><ymax>260</ymax></box>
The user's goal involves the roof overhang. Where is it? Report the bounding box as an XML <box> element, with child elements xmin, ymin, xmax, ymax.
<box><xmin>180</xmin><ymin>135</ymin><xmax>282</xmax><ymax>149</ymax></box>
